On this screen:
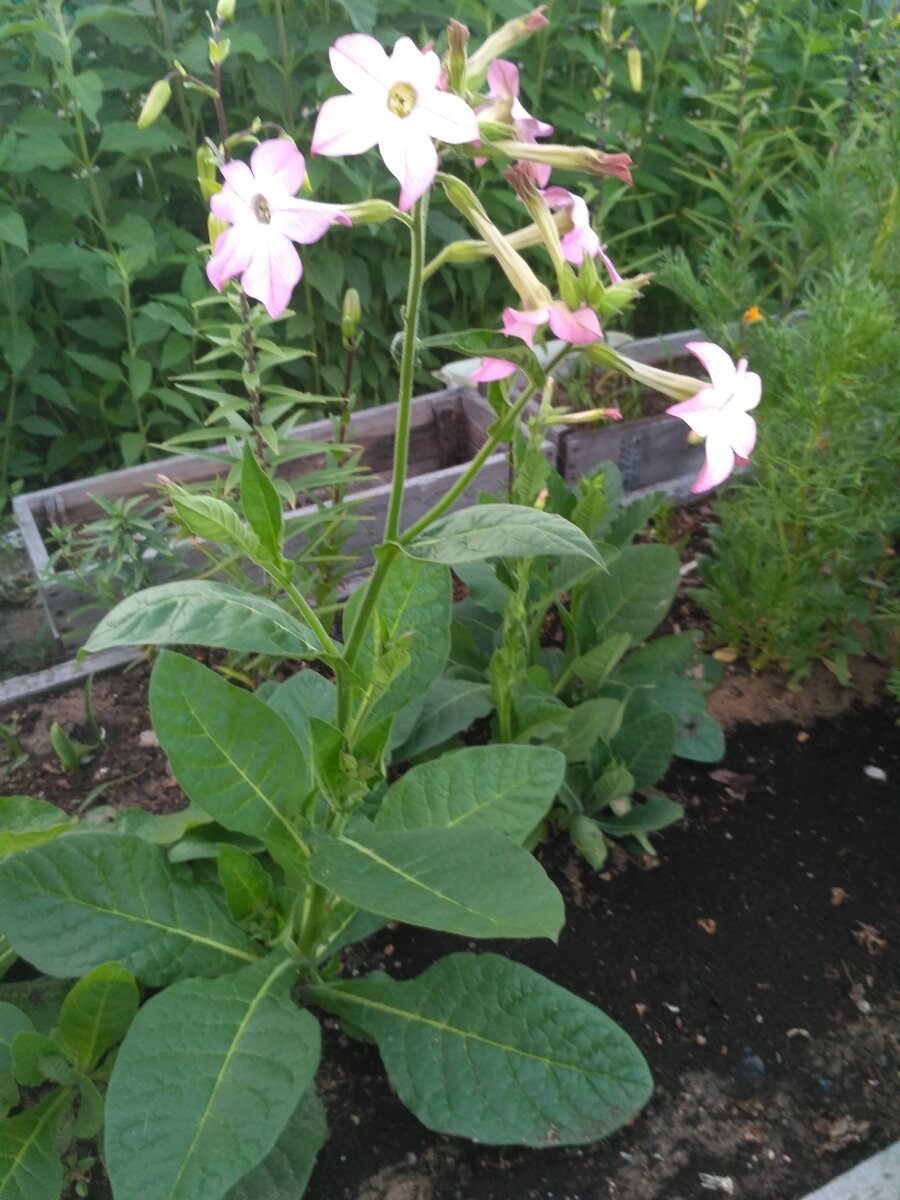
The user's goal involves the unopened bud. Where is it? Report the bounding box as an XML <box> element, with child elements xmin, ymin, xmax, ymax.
<box><xmin>446</xmin><ymin>19</ymin><xmax>469</xmax><ymax>94</ymax></box>
<box><xmin>467</xmin><ymin>7</ymin><xmax>549</xmax><ymax>80</ymax></box>
<box><xmin>341</xmin><ymin>198</ymin><xmax>402</xmax><ymax>226</ymax></box>
<box><xmin>341</xmin><ymin>288</ymin><xmax>361</xmax><ymax>346</ymax></box>
<box><xmin>579</xmin><ymin>250</ymin><xmax>600</xmax><ymax>298</ymax></box>
<box><xmin>627</xmin><ymin>45</ymin><xmax>643</xmax><ymax>93</ymax></box>
<box><xmin>208</xmin><ymin>213</ymin><xmax>228</xmax><ymax>253</ymax></box>
<box><xmin>196</xmin><ymin>144</ymin><xmax>220</xmax><ymax>202</ymax></box>
<box><xmin>600</xmin><ymin>7</ymin><xmax>615</xmax><ymax>44</ymax></box>
<box><xmin>491</xmin><ymin>140</ymin><xmax>634</xmax><ymax>185</ymax></box>
<box><xmin>209</xmin><ymin>36</ymin><xmax>230</xmax><ymax>65</ymax></box>
<box><xmin>558</xmin><ymin>268</ymin><xmax>583</xmax><ymax>311</ymax></box>
<box><xmin>137</xmin><ymin>79</ymin><xmax>171</xmax><ymax>129</ymax></box>
<box><xmin>216</xmin><ymin>0</ymin><xmax>235</xmax><ymax>19</ymax></box>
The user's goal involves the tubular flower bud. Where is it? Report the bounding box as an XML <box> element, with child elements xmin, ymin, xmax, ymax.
<box><xmin>341</xmin><ymin>287</ymin><xmax>361</xmax><ymax>344</ymax></box>
<box><xmin>627</xmin><ymin>45</ymin><xmax>643</xmax><ymax>93</ymax></box>
<box><xmin>446</xmin><ymin>19</ymin><xmax>470</xmax><ymax>94</ymax></box>
<box><xmin>340</xmin><ymin>198</ymin><xmax>403</xmax><ymax>226</ymax></box>
<box><xmin>490</xmin><ymin>140</ymin><xmax>633</xmax><ymax>184</ymax></box>
<box><xmin>137</xmin><ymin>79</ymin><xmax>171</xmax><ymax>129</ymax></box>
<box><xmin>467</xmin><ymin>7</ymin><xmax>549</xmax><ymax>80</ymax></box>
<box><xmin>216</xmin><ymin>0</ymin><xmax>236</xmax><ymax>19</ymax></box>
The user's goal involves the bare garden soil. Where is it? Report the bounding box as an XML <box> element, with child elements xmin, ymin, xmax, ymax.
<box><xmin>2</xmin><ymin>660</ymin><xmax>898</xmax><ymax>1200</ymax></box>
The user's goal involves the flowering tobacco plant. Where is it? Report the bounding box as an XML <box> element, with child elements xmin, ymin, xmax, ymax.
<box><xmin>0</xmin><ymin>8</ymin><xmax>760</xmax><ymax>1200</ymax></box>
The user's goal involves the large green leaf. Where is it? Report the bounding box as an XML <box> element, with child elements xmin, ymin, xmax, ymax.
<box><xmin>150</xmin><ymin>652</ymin><xmax>311</xmax><ymax>871</ymax></box>
<box><xmin>57</xmin><ymin>963</ymin><xmax>139</xmax><ymax>1072</ymax></box>
<box><xmin>0</xmin><ymin>798</ymin><xmax>73</xmax><ymax>858</ymax></box>
<box><xmin>308</xmin><ymin>827</ymin><xmax>563</xmax><ymax>941</ymax></box>
<box><xmin>84</xmin><ymin>581</ymin><xmax>322</xmax><ymax>658</ymax></box>
<box><xmin>265</xmin><ymin>670</ymin><xmax>336</xmax><ymax>792</ymax></box>
<box><xmin>403</xmin><ymin>505</ymin><xmax>603</xmax><ymax>566</ymax></box>
<box><xmin>0</xmin><ymin>835</ymin><xmax>258</xmax><ymax>985</ymax></box>
<box><xmin>610</xmin><ymin>711</ymin><xmax>677</xmax><ymax>789</ymax></box>
<box><xmin>240</xmin><ymin>445</ymin><xmax>284</xmax><ymax>563</ymax></box>
<box><xmin>0</xmin><ymin>1089</ymin><xmax>69</xmax><ymax>1200</ymax></box>
<box><xmin>344</xmin><ymin>556</ymin><xmax>451</xmax><ymax>724</ymax></box>
<box><xmin>308</xmin><ymin>953</ymin><xmax>652</xmax><ymax>1145</ymax></box>
<box><xmin>595</xmin><ymin>795</ymin><xmax>684</xmax><ymax>837</ymax></box>
<box><xmin>580</xmin><ymin>544</ymin><xmax>679</xmax><ymax>644</ymax></box>
<box><xmin>168</xmin><ymin>491</ymin><xmax>266</xmax><ymax>566</ymax></box>
<box><xmin>225</xmin><ymin>1088</ymin><xmax>326</xmax><ymax>1200</ymax></box>
<box><xmin>105</xmin><ymin>956</ymin><xmax>319</xmax><ymax>1200</ymax></box>
<box><xmin>394</xmin><ymin>677</ymin><xmax>494</xmax><ymax>759</ymax></box>
<box><xmin>377</xmin><ymin>745</ymin><xmax>564</xmax><ymax>844</ymax></box>
<box><xmin>0</xmin><ymin>1004</ymin><xmax>33</xmax><ymax>1115</ymax></box>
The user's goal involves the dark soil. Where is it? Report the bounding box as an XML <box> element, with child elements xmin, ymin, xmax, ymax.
<box><xmin>2</xmin><ymin>667</ymin><xmax>898</xmax><ymax>1200</ymax></box>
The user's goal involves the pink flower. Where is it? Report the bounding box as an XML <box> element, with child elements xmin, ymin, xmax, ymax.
<box><xmin>207</xmin><ymin>139</ymin><xmax>348</xmax><ymax>319</ymax></box>
<box><xmin>502</xmin><ymin>302</ymin><xmax>602</xmax><ymax>348</ymax></box>
<box><xmin>477</xmin><ymin>59</ymin><xmax>554</xmax><ymax>186</ymax></box>
<box><xmin>539</xmin><ymin>186</ymin><xmax>621</xmax><ymax>282</ymax></box>
<box><xmin>666</xmin><ymin>342</ymin><xmax>761</xmax><ymax>492</ymax></box>
<box><xmin>470</xmin><ymin>356</ymin><xmax>519</xmax><ymax>382</ymax></box>
<box><xmin>311</xmin><ymin>35</ymin><xmax>479</xmax><ymax>211</ymax></box>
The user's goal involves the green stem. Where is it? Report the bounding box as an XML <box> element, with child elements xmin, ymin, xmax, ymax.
<box><xmin>119</xmin><ymin>266</ymin><xmax>148</xmax><ymax>444</ymax></box>
<box><xmin>152</xmin><ymin>0</ymin><xmax>194</xmax><ymax>144</ymax></box>
<box><xmin>272</xmin><ymin>0</ymin><xmax>296</xmax><ymax>127</ymax></box>
<box><xmin>281</xmin><ymin>576</ymin><xmax>339</xmax><ymax>660</ymax></box>
<box><xmin>401</xmin><ymin>346</ymin><xmax>574</xmax><ymax>545</ymax></box>
<box><xmin>384</xmin><ymin>195</ymin><xmax>428</xmax><ymax>543</ymax></box>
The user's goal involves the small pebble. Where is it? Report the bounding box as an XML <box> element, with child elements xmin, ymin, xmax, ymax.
<box><xmin>863</xmin><ymin>765</ymin><xmax>887</xmax><ymax>781</ymax></box>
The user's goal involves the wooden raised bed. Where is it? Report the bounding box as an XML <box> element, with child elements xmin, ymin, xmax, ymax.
<box><xmin>12</xmin><ymin>386</ymin><xmax>507</xmax><ymax>653</ymax></box>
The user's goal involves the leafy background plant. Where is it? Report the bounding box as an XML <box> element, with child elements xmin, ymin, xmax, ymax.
<box><xmin>2</xmin><ymin>0</ymin><xmax>894</xmax><ymax>505</ymax></box>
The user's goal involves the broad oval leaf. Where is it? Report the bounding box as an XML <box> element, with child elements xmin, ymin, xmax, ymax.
<box><xmin>377</xmin><ymin>745</ymin><xmax>565</xmax><ymax>843</ymax></box>
<box><xmin>611</xmin><ymin>710</ymin><xmax>677</xmax><ymax>789</ymax></box>
<box><xmin>84</xmin><ymin>581</ymin><xmax>323</xmax><ymax>657</ymax></box>
<box><xmin>403</xmin><ymin>505</ymin><xmax>603</xmax><ymax>566</ymax></box>
<box><xmin>0</xmin><ymin>834</ymin><xmax>258</xmax><ymax>985</ymax></box>
<box><xmin>0</xmin><ymin>1090</ymin><xmax>69</xmax><ymax>1200</ymax></box>
<box><xmin>150</xmin><ymin>652</ymin><xmax>311</xmax><ymax>871</ymax></box>
<box><xmin>308</xmin><ymin>952</ymin><xmax>652</xmax><ymax>1145</ymax></box>
<box><xmin>225</xmin><ymin>1088</ymin><xmax>326</xmax><ymax>1200</ymax></box>
<box><xmin>580</xmin><ymin>544</ymin><xmax>679</xmax><ymax>644</ymax></box>
<box><xmin>0</xmin><ymin>798</ymin><xmax>73</xmax><ymax>858</ymax></box>
<box><xmin>0</xmin><ymin>1003</ymin><xmax>33</xmax><ymax>1114</ymax></box>
<box><xmin>57</xmin><ymin>963</ymin><xmax>139</xmax><ymax>1072</ymax></box>
<box><xmin>105</xmin><ymin>956</ymin><xmax>319</xmax><ymax>1200</ymax></box>
<box><xmin>394</xmin><ymin>677</ymin><xmax>494</xmax><ymax>759</ymax></box>
<box><xmin>308</xmin><ymin>827</ymin><xmax>563</xmax><ymax>941</ymax></box>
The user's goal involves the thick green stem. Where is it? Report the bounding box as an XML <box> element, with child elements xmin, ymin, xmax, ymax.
<box><xmin>384</xmin><ymin>196</ymin><xmax>428</xmax><ymax>543</ymax></box>
<box><xmin>272</xmin><ymin>0</ymin><xmax>296</xmax><ymax>127</ymax></box>
<box><xmin>281</xmin><ymin>577</ymin><xmax>339</xmax><ymax>660</ymax></box>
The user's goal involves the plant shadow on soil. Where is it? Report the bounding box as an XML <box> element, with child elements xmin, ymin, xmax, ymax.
<box><xmin>3</xmin><ymin>669</ymin><xmax>898</xmax><ymax>1200</ymax></box>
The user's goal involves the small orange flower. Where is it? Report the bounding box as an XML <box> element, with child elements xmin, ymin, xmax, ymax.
<box><xmin>742</xmin><ymin>304</ymin><xmax>763</xmax><ymax>324</ymax></box>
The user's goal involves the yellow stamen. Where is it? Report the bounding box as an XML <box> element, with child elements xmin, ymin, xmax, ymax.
<box><xmin>387</xmin><ymin>82</ymin><xmax>417</xmax><ymax>118</ymax></box>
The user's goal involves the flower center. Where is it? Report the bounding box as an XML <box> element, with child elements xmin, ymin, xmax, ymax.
<box><xmin>387</xmin><ymin>82</ymin><xmax>417</xmax><ymax>118</ymax></box>
<box><xmin>251</xmin><ymin>194</ymin><xmax>271</xmax><ymax>224</ymax></box>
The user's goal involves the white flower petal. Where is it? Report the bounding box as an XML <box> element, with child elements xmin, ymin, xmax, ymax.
<box><xmin>329</xmin><ymin>34</ymin><xmax>391</xmax><ymax>97</ymax></box>
<box><xmin>312</xmin><ymin>93</ymin><xmax>384</xmax><ymax>156</ymax></box>
<box><xmin>240</xmin><ymin>232</ymin><xmax>303</xmax><ymax>320</ymax></box>
<box><xmin>219</xmin><ymin>160</ymin><xmax>257</xmax><ymax>204</ymax></box>
<box><xmin>411</xmin><ymin>88</ymin><xmax>479</xmax><ymax>144</ymax></box>
<box><xmin>249</xmin><ymin>139</ymin><xmax>305</xmax><ymax>197</ymax></box>
<box><xmin>206</xmin><ymin>224</ymin><xmax>257</xmax><ymax>291</ymax></box>
<box><xmin>271</xmin><ymin>199</ymin><xmax>346</xmax><ymax>244</ymax></box>
<box><xmin>735</xmin><ymin>369</ymin><xmax>762</xmax><ymax>412</ymax></box>
<box><xmin>693</xmin><ymin>430</ymin><xmax>736</xmax><ymax>492</ymax></box>
<box><xmin>686</xmin><ymin>341</ymin><xmax>737</xmax><ymax>395</ymax></box>
<box><xmin>379</xmin><ymin>122</ymin><xmax>438</xmax><ymax>211</ymax></box>
<box><xmin>729</xmin><ymin>410</ymin><xmax>757</xmax><ymax>459</ymax></box>
<box><xmin>389</xmin><ymin>37</ymin><xmax>440</xmax><ymax>92</ymax></box>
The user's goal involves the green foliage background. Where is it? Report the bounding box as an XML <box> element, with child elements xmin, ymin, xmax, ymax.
<box><xmin>0</xmin><ymin>0</ymin><xmax>895</xmax><ymax>503</ymax></box>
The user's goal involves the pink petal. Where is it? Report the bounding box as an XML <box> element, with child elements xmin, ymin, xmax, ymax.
<box><xmin>728</xmin><ymin>410</ymin><xmax>757</xmax><ymax>459</ymax></box>
<box><xmin>525</xmin><ymin>160</ymin><xmax>552</xmax><ymax>187</ymax></box>
<box><xmin>598</xmin><ymin>244</ymin><xmax>622</xmax><ymax>285</ymax></box>
<box><xmin>240</xmin><ymin>232</ymin><xmax>303</xmax><ymax>320</ymax></box>
<box><xmin>206</xmin><ymin>224</ymin><xmax>254</xmax><ymax>292</ymax></box>
<box><xmin>249</xmin><ymin>139</ymin><xmax>306</xmax><ymax>196</ymax></box>
<box><xmin>692</xmin><ymin>431</ymin><xmax>735</xmax><ymax>493</ymax></box>
<box><xmin>271</xmin><ymin>199</ymin><xmax>348</xmax><ymax>244</ymax></box>
<box><xmin>547</xmin><ymin>302</ymin><xmax>602</xmax><ymax>344</ymax></box>
<box><xmin>209</xmin><ymin>183</ymin><xmax>251</xmax><ymax>225</ymax></box>
<box><xmin>686</xmin><ymin>342</ymin><xmax>737</xmax><ymax>395</ymax></box>
<box><xmin>389</xmin><ymin>37</ymin><xmax>441</xmax><ymax>92</ymax></box>
<box><xmin>329</xmin><ymin>34</ymin><xmax>391</xmax><ymax>97</ymax></box>
<box><xmin>470</xmin><ymin>356</ymin><xmax>519</xmax><ymax>382</ymax></box>
<box><xmin>412</xmin><ymin>89</ymin><xmax>479</xmax><ymax>145</ymax></box>
<box><xmin>666</xmin><ymin>391</ymin><xmax>721</xmax><ymax>437</ymax></box>
<box><xmin>378</xmin><ymin>122</ymin><xmax>438</xmax><ymax>211</ymax></box>
<box><xmin>487</xmin><ymin>59</ymin><xmax>521</xmax><ymax>100</ymax></box>
<box><xmin>502</xmin><ymin>306</ymin><xmax>548</xmax><ymax>348</ymax></box>
<box><xmin>218</xmin><ymin>160</ymin><xmax>256</xmax><ymax>204</ymax></box>
<box><xmin>312</xmin><ymin>93</ymin><xmax>383</xmax><ymax>156</ymax></box>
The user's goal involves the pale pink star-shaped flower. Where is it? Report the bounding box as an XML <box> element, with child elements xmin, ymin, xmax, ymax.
<box><xmin>206</xmin><ymin>139</ymin><xmax>349</xmax><ymax>319</ymax></box>
<box><xmin>476</xmin><ymin>59</ymin><xmax>554</xmax><ymax>186</ymax></box>
<box><xmin>540</xmin><ymin>186</ymin><xmax>622</xmax><ymax>282</ymax></box>
<box><xmin>666</xmin><ymin>342</ymin><xmax>762</xmax><ymax>492</ymax></box>
<box><xmin>502</xmin><ymin>302</ymin><xmax>602</xmax><ymax>348</ymax></box>
<box><xmin>311</xmin><ymin>35</ymin><xmax>479</xmax><ymax>211</ymax></box>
